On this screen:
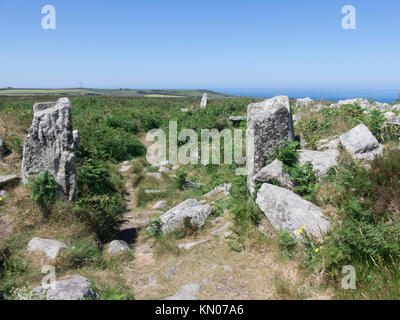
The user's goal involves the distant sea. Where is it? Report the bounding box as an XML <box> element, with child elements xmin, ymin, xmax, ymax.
<box><xmin>215</xmin><ymin>88</ymin><xmax>399</xmax><ymax>103</ymax></box>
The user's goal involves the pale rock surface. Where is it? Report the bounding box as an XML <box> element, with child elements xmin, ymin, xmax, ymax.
<box><xmin>21</xmin><ymin>98</ymin><xmax>77</xmax><ymax>200</ymax></box>
<box><xmin>256</xmin><ymin>183</ymin><xmax>330</xmax><ymax>239</ymax></box>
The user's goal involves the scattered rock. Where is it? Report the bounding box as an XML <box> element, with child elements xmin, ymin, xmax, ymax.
<box><xmin>107</xmin><ymin>240</ymin><xmax>130</xmax><ymax>256</ymax></box>
<box><xmin>202</xmin><ymin>183</ymin><xmax>232</xmax><ymax>200</ymax></box>
<box><xmin>0</xmin><ymin>138</ymin><xmax>4</xmax><ymax>153</ymax></box>
<box><xmin>164</xmin><ymin>260</ymin><xmax>182</xmax><ymax>278</ymax></box>
<box><xmin>183</xmin><ymin>180</ymin><xmax>203</xmax><ymax>189</ymax></box>
<box><xmin>329</xmin><ymin>98</ymin><xmax>371</xmax><ymax>110</ymax></box>
<box><xmin>210</xmin><ymin>264</ymin><xmax>218</xmax><ymax>270</ymax></box>
<box><xmin>252</xmin><ymin>159</ymin><xmax>293</xmax><ymax>189</ymax></box>
<box><xmin>159</xmin><ymin>166</ymin><xmax>170</xmax><ymax>173</ymax></box>
<box><xmin>247</xmin><ymin>96</ymin><xmax>295</xmax><ymax>192</ymax></box>
<box><xmin>148</xmin><ymin>274</ymin><xmax>158</xmax><ymax>286</ymax></box>
<box><xmin>256</xmin><ymin>183</ymin><xmax>331</xmax><ymax>239</ymax></box>
<box><xmin>210</xmin><ymin>222</ymin><xmax>232</xmax><ymax>236</ymax></box>
<box><xmin>298</xmin><ymin>149</ymin><xmax>339</xmax><ymax>176</ymax></box>
<box><xmin>152</xmin><ymin>200</ymin><xmax>167</xmax><ymax>210</ymax></box>
<box><xmin>0</xmin><ymin>174</ymin><xmax>19</xmax><ymax>188</ymax></box>
<box><xmin>200</xmin><ymin>93</ymin><xmax>208</xmax><ymax>109</ymax></box>
<box><xmin>292</xmin><ymin>113</ymin><xmax>302</xmax><ymax>123</ymax></box>
<box><xmin>145</xmin><ymin>190</ymin><xmax>166</xmax><ymax>194</ymax></box>
<box><xmin>224</xmin><ymin>265</ymin><xmax>233</xmax><ymax>272</ymax></box>
<box><xmin>119</xmin><ymin>165</ymin><xmax>131</xmax><ymax>173</ymax></box>
<box><xmin>229</xmin><ymin>116</ymin><xmax>246</xmax><ymax>123</ymax></box>
<box><xmin>159</xmin><ymin>199</ymin><xmax>212</xmax><ymax>234</ymax></box>
<box><xmin>32</xmin><ymin>275</ymin><xmax>98</xmax><ymax>300</ymax></box>
<box><xmin>178</xmin><ymin>239</ymin><xmax>210</xmax><ymax>250</ymax></box>
<box><xmin>316</xmin><ymin>138</ymin><xmax>339</xmax><ymax>151</ymax></box>
<box><xmin>27</xmin><ymin>237</ymin><xmax>68</xmax><ymax>260</ymax></box>
<box><xmin>384</xmin><ymin>111</ymin><xmax>396</xmax><ymax>119</ymax></box>
<box><xmin>296</xmin><ymin>97</ymin><xmax>314</xmax><ymax>107</ymax></box>
<box><xmin>146</xmin><ymin>172</ymin><xmax>162</xmax><ymax>180</ymax></box>
<box><xmin>383</xmin><ymin>116</ymin><xmax>400</xmax><ymax>131</ymax></box>
<box><xmin>339</xmin><ymin>124</ymin><xmax>383</xmax><ymax>161</ymax></box>
<box><xmin>21</xmin><ymin>98</ymin><xmax>77</xmax><ymax>201</ymax></box>
<box><xmin>164</xmin><ymin>283</ymin><xmax>202</xmax><ymax>300</ymax></box>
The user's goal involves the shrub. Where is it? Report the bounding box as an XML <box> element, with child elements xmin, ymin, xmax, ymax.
<box><xmin>287</xmin><ymin>162</ymin><xmax>318</xmax><ymax>200</ymax></box>
<box><xmin>27</xmin><ymin>171</ymin><xmax>58</xmax><ymax>215</ymax></box>
<box><xmin>278</xmin><ymin>230</ymin><xmax>296</xmax><ymax>254</ymax></box>
<box><xmin>271</xmin><ymin>141</ymin><xmax>299</xmax><ymax>167</ymax></box>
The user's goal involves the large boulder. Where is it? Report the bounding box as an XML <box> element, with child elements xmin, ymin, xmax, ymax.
<box><xmin>32</xmin><ymin>275</ymin><xmax>98</xmax><ymax>300</ymax></box>
<box><xmin>247</xmin><ymin>96</ymin><xmax>294</xmax><ymax>192</ymax></box>
<box><xmin>252</xmin><ymin>159</ymin><xmax>293</xmax><ymax>189</ymax></box>
<box><xmin>160</xmin><ymin>199</ymin><xmax>212</xmax><ymax>234</ymax></box>
<box><xmin>256</xmin><ymin>183</ymin><xmax>330</xmax><ymax>239</ymax></box>
<box><xmin>27</xmin><ymin>237</ymin><xmax>68</xmax><ymax>260</ymax></box>
<box><xmin>298</xmin><ymin>149</ymin><xmax>339</xmax><ymax>176</ymax></box>
<box><xmin>339</xmin><ymin>124</ymin><xmax>383</xmax><ymax>161</ymax></box>
<box><xmin>21</xmin><ymin>98</ymin><xmax>77</xmax><ymax>201</ymax></box>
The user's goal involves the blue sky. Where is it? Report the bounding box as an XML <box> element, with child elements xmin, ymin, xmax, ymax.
<box><xmin>0</xmin><ymin>0</ymin><xmax>399</xmax><ymax>89</ymax></box>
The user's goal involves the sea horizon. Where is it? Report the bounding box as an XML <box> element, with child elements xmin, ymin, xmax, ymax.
<box><xmin>214</xmin><ymin>88</ymin><xmax>400</xmax><ymax>103</ymax></box>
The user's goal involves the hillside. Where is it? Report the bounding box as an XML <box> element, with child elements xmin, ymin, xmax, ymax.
<box><xmin>1</xmin><ymin>95</ymin><xmax>400</xmax><ymax>300</ymax></box>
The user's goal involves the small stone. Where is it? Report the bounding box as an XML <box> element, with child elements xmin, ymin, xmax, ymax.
<box><xmin>164</xmin><ymin>283</ymin><xmax>202</xmax><ymax>300</ymax></box>
<box><xmin>107</xmin><ymin>240</ymin><xmax>130</xmax><ymax>256</ymax></box>
<box><xmin>148</xmin><ymin>274</ymin><xmax>158</xmax><ymax>286</ymax></box>
<box><xmin>119</xmin><ymin>165</ymin><xmax>132</xmax><ymax>173</ymax></box>
<box><xmin>27</xmin><ymin>237</ymin><xmax>68</xmax><ymax>260</ymax></box>
<box><xmin>224</xmin><ymin>265</ymin><xmax>233</xmax><ymax>272</ymax></box>
<box><xmin>152</xmin><ymin>200</ymin><xmax>167</xmax><ymax>210</ymax></box>
<box><xmin>158</xmin><ymin>166</ymin><xmax>170</xmax><ymax>173</ymax></box>
<box><xmin>210</xmin><ymin>222</ymin><xmax>232</xmax><ymax>236</ymax></box>
<box><xmin>145</xmin><ymin>190</ymin><xmax>166</xmax><ymax>194</ymax></box>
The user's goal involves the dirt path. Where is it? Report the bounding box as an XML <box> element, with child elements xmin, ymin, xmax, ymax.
<box><xmin>115</xmin><ymin>159</ymin><xmax>332</xmax><ymax>300</ymax></box>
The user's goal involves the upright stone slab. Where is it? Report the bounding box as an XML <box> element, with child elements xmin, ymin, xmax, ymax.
<box><xmin>22</xmin><ymin>98</ymin><xmax>77</xmax><ymax>201</ymax></box>
<box><xmin>200</xmin><ymin>93</ymin><xmax>208</xmax><ymax>109</ymax></box>
<box><xmin>246</xmin><ymin>96</ymin><xmax>294</xmax><ymax>192</ymax></box>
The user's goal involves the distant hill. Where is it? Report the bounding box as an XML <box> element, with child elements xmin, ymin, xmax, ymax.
<box><xmin>0</xmin><ymin>88</ymin><xmax>231</xmax><ymax>99</ymax></box>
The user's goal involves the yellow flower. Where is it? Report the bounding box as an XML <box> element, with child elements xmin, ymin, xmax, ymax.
<box><xmin>297</xmin><ymin>229</ymin><xmax>303</xmax><ymax>235</ymax></box>
<box><xmin>315</xmin><ymin>248</ymin><xmax>320</xmax><ymax>253</ymax></box>
<box><xmin>301</xmin><ymin>226</ymin><xmax>305</xmax><ymax>230</ymax></box>
<box><xmin>0</xmin><ymin>197</ymin><xmax>3</xmax><ymax>201</ymax></box>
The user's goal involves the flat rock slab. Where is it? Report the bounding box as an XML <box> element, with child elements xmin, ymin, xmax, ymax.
<box><xmin>0</xmin><ymin>174</ymin><xmax>19</xmax><ymax>187</ymax></box>
<box><xmin>298</xmin><ymin>149</ymin><xmax>339</xmax><ymax>176</ymax></box>
<box><xmin>107</xmin><ymin>240</ymin><xmax>130</xmax><ymax>256</ymax></box>
<box><xmin>147</xmin><ymin>172</ymin><xmax>162</xmax><ymax>180</ymax></box>
<box><xmin>164</xmin><ymin>283</ymin><xmax>202</xmax><ymax>300</ymax></box>
<box><xmin>256</xmin><ymin>183</ymin><xmax>330</xmax><ymax>239</ymax></box>
<box><xmin>27</xmin><ymin>237</ymin><xmax>68</xmax><ymax>260</ymax></box>
<box><xmin>202</xmin><ymin>183</ymin><xmax>232</xmax><ymax>201</ymax></box>
<box><xmin>145</xmin><ymin>190</ymin><xmax>166</xmax><ymax>194</ymax></box>
<box><xmin>178</xmin><ymin>239</ymin><xmax>210</xmax><ymax>250</ymax></box>
<box><xmin>32</xmin><ymin>275</ymin><xmax>98</xmax><ymax>300</ymax></box>
<box><xmin>339</xmin><ymin>124</ymin><xmax>383</xmax><ymax>161</ymax></box>
<box><xmin>164</xmin><ymin>260</ymin><xmax>182</xmax><ymax>278</ymax></box>
<box><xmin>210</xmin><ymin>222</ymin><xmax>232</xmax><ymax>236</ymax></box>
<box><xmin>316</xmin><ymin>138</ymin><xmax>339</xmax><ymax>151</ymax></box>
<box><xmin>160</xmin><ymin>199</ymin><xmax>212</xmax><ymax>234</ymax></box>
